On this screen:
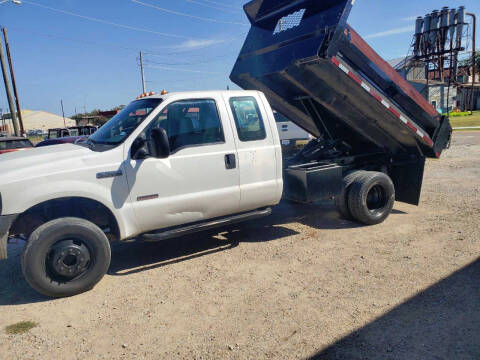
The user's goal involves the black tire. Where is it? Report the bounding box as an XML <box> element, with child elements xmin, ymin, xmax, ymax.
<box><xmin>347</xmin><ymin>171</ymin><xmax>395</xmax><ymax>225</ymax></box>
<box><xmin>335</xmin><ymin>170</ymin><xmax>366</xmax><ymax>220</ymax></box>
<box><xmin>21</xmin><ymin>217</ymin><xmax>111</xmax><ymax>298</ymax></box>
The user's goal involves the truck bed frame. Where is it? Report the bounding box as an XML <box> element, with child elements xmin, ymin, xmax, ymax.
<box><xmin>230</xmin><ymin>0</ymin><xmax>452</xmax><ymax>206</ymax></box>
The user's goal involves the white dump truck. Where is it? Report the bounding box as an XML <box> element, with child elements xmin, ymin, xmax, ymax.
<box><xmin>0</xmin><ymin>0</ymin><xmax>451</xmax><ymax>297</ymax></box>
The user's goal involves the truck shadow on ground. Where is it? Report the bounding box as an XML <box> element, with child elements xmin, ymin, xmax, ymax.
<box><xmin>0</xmin><ymin>241</ymin><xmax>50</xmax><ymax>305</ymax></box>
<box><xmin>107</xmin><ymin>201</ymin><xmax>363</xmax><ymax>276</ymax></box>
<box><xmin>308</xmin><ymin>257</ymin><xmax>480</xmax><ymax>360</ymax></box>
<box><xmin>0</xmin><ymin>201</ymin><xmax>389</xmax><ymax>305</ymax></box>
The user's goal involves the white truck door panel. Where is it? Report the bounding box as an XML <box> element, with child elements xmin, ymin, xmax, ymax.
<box><xmin>125</xmin><ymin>97</ymin><xmax>240</xmax><ymax>233</ymax></box>
<box><xmin>224</xmin><ymin>93</ymin><xmax>280</xmax><ymax>212</ymax></box>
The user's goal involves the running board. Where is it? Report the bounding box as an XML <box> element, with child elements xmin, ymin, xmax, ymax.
<box><xmin>141</xmin><ymin>208</ymin><xmax>272</xmax><ymax>242</ymax></box>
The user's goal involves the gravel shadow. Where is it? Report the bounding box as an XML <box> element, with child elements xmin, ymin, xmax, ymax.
<box><xmin>0</xmin><ymin>201</ymin><xmax>372</xmax><ymax>304</ymax></box>
<box><xmin>0</xmin><ymin>241</ymin><xmax>49</xmax><ymax>306</ymax></box>
<box><xmin>108</xmin><ymin>201</ymin><xmax>363</xmax><ymax>276</ymax></box>
<box><xmin>309</xmin><ymin>257</ymin><xmax>480</xmax><ymax>360</ymax></box>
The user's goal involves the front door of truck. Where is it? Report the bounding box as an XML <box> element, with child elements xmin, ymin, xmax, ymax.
<box><xmin>125</xmin><ymin>97</ymin><xmax>241</xmax><ymax>234</ymax></box>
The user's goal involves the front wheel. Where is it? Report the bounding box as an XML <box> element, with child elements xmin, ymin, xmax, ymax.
<box><xmin>21</xmin><ymin>218</ymin><xmax>111</xmax><ymax>298</ymax></box>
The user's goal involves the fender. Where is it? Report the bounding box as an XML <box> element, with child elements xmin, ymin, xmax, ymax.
<box><xmin>3</xmin><ymin>179</ymin><xmax>136</xmax><ymax>241</ymax></box>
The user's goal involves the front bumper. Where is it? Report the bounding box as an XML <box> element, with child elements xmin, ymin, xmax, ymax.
<box><xmin>0</xmin><ymin>215</ymin><xmax>18</xmax><ymax>260</ymax></box>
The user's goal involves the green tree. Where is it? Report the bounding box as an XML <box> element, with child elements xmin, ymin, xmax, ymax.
<box><xmin>72</xmin><ymin>105</ymin><xmax>125</xmax><ymax>127</ymax></box>
<box><xmin>459</xmin><ymin>51</ymin><xmax>480</xmax><ymax>75</ymax></box>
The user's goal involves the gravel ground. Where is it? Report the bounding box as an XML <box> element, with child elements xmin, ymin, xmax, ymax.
<box><xmin>0</xmin><ymin>132</ymin><xmax>479</xmax><ymax>360</ymax></box>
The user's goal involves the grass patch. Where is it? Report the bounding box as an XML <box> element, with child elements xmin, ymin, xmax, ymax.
<box><xmin>449</xmin><ymin>111</ymin><xmax>480</xmax><ymax>129</ymax></box>
<box><xmin>5</xmin><ymin>321</ymin><xmax>37</xmax><ymax>335</ymax></box>
<box><xmin>447</xmin><ymin>111</ymin><xmax>472</xmax><ymax>117</ymax></box>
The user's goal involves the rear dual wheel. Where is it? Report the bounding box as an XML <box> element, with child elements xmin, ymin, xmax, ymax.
<box><xmin>336</xmin><ymin>171</ymin><xmax>395</xmax><ymax>225</ymax></box>
<box><xmin>335</xmin><ymin>170</ymin><xmax>366</xmax><ymax>220</ymax></box>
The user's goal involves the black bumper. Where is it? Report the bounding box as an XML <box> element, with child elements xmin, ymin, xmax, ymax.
<box><xmin>0</xmin><ymin>215</ymin><xmax>18</xmax><ymax>260</ymax></box>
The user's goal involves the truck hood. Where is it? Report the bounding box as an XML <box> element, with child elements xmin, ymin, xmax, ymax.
<box><xmin>0</xmin><ymin>144</ymin><xmax>94</xmax><ymax>185</ymax></box>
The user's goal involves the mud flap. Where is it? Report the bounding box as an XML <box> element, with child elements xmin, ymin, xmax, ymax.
<box><xmin>0</xmin><ymin>215</ymin><xmax>18</xmax><ymax>260</ymax></box>
<box><xmin>390</xmin><ymin>157</ymin><xmax>426</xmax><ymax>206</ymax></box>
<box><xmin>432</xmin><ymin>115</ymin><xmax>453</xmax><ymax>157</ymax></box>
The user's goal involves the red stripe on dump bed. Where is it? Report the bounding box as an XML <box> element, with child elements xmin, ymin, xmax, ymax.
<box><xmin>330</xmin><ymin>55</ymin><xmax>435</xmax><ymax>149</ymax></box>
<box><xmin>348</xmin><ymin>26</ymin><xmax>440</xmax><ymax>122</ymax></box>
<box><xmin>369</xmin><ymin>89</ymin><xmax>382</xmax><ymax>102</ymax></box>
<box><xmin>423</xmin><ymin>136</ymin><xmax>434</xmax><ymax>147</ymax></box>
<box><xmin>388</xmin><ymin>107</ymin><xmax>400</xmax><ymax>118</ymax></box>
<box><xmin>405</xmin><ymin>122</ymin><xmax>417</xmax><ymax>132</ymax></box>
<box><xmin>348</xmin><ymin>71</ymin><xmax>362</xmax><ymax>85</ymax></box>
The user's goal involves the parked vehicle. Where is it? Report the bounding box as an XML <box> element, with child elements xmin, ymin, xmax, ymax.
<box><xmin>36</xmin><ymin>126</ymin><xmax>97</xmax><ymax>147</ymax></box>
<box><xmin>0</xmin><ymin>137</ymin><xmax>34</xmax><ymax>155</ymax></box>
<box><xmin>46</xmin><ymin>126</ymin><xmax>97</xmax><ymax>140</ymax></box>
<box><xmin>274</xmin><ymin>110</ymin><xmax>313</xmax><ymax>156</ymax></box>
<box><xmin>0</xmin><ymin>0</ymin><xmax>451</xmax><ymax>298</ymax></box>
<box><xmin>274</xmin><ymin>111</ymin><xmax>312</xmax><ymax>144</ymax></box>
<box><xmin>36</xmin><ymin>136</ymin><xmax>88</xmax><ymax>148</ymax></box>
<box><xmin>26</xmin><ymin>129</ymin><xmax>45</xmax><ymax>137</ymax></box>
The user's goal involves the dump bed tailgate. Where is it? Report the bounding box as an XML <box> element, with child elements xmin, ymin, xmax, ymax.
<box><xmin>230</xmin><ymin>0</ymin><xmax>452</xmax><ymax>158</ymax></box>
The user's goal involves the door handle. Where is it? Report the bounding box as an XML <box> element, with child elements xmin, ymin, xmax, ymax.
<box><xmin>224</xmin><ymin>154</ymin><xmax>236</xmax><ymax>170</ymax></box>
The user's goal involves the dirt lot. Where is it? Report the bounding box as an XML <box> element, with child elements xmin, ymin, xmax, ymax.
<box><xmin>0</xmin><ymin>132</ymin><xmax>479</xmax><ymax>360</ymax></box>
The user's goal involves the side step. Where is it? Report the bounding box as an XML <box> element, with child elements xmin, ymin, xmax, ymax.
<box><xmin>141</xmin><ymin>207</ymin><xmax>272</xmax><ymax>242</ymax></box>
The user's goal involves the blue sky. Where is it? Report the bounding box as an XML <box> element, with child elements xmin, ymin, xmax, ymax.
<box><xmin>0</xmin><ymin>0</ymin><xmax>479</xmax><ymax>116</ymax></box>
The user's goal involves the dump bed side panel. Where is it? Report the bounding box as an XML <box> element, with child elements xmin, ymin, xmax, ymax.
<box><xmin>230</xmin><ymin>0</ymin><xmax>452</xmax><ymax>159</ymax></box>
<box><xmin>341</xmin><ymin>27</ymin><xmax>440</xmax><ymax>130</ymax></box>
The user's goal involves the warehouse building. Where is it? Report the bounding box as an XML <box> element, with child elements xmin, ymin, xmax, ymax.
<box><xmin>1</xmin><ymin>109</ymin><xmax>75</xmax><ymax>136</ymax></box>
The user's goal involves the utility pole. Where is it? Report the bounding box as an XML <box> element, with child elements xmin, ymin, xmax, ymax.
<box><xmin>3</xmin><ymin>27</ymin><xmax>24</xmax><ymax>135</ymax></box>
<box><xmin>467</xmin><ymin>12</ymin><xmax>476</xmax><ymax>112</ymax></box>
<box><xmin>0</xmin><ymin>31</ymin><xmax>19</xmax><ymax>136</ymax></box>
<box><xmin>61</xmin><ymin>100</ymin><xmax>66</xmax><ymax>128</ymax></box>
<box><xmin>139</xmin><ymin>51</ymin><xmax>146</xmax><ymax>94</ymax></box>
<box><xmin>0</xmin><ymin>107</ymin><xmax>4</xmax><ymax>135</ymax></box>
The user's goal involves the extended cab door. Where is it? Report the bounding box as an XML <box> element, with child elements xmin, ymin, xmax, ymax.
<box><xmin>223</xmin><ymin>92</ymin><xmax>283</xmax><ymax>212</ymax></box>
<box><xmin>125</xmin><ymin>96</ymin><xmax>241</xmax><ymax>233</ymax></box>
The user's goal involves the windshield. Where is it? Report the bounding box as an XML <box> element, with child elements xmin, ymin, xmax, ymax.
<box><xmin>68</xmin><ymin>129</ymin><xmax>79</xmax><ymax>137</ymax></box>
<box><xmin>89</xmin><ymin>99</ymin><xmax>162</xmax><ymax>145</ymax></box>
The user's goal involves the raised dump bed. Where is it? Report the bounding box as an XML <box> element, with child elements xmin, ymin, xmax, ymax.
<box><xmin>230</xmin><ymin>0</ymin><xmax>452</xmax><ymax>160</ymax></box>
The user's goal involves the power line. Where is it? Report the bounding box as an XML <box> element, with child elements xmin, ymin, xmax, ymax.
<box><xmin>183</xmin><ymin>0</ymin><xmax>239</xmax><ymax>14</ymax></box>
<box><xmin>131</xmin><ymin>0</ymin><xmax>248</xmax><ymax>26</ymax></box>
<box><xmin>22</xmin><ymin>0</ymin><xmax>194</xmax><ymax>40</ymax></box>
<box><xmin>144</xmin><ymin>64</ymin><xmax>224</xmax><ymax>74</ymax></box>
<box><xmin>6</xmin><ymin>24</ymin><xmax>244</xmax><ymax>62</ymax></box>
<box><xmin>143</xmin><ymin>48</ymin><xmax>240</xmax><ymax>66</ymax></box>
<box><xmin>195</xmin><ymin>0</ymin><xmax>240</xmax><ymax>11</ymax></box>
<box><xmin>6</xmin><ymin>25</ymin><xmax>149</xmax><ymax>54</ymax></box>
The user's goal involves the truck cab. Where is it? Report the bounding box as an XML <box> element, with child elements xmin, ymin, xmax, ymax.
<box><xmin>0</xmin><ymin>90</ymin><xmax>283</xmax><ymax>297</ymax></box>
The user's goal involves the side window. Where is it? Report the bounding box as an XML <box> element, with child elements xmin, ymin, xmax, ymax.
<box><xmin>144</xmin><ymin>99</ymin><xmax>224</xmax><ymax>153</ymax></box>
<box><xmin>229</xmin><ymin>97</ymin><xmax>266</xmax><ymax>142</ymax></box>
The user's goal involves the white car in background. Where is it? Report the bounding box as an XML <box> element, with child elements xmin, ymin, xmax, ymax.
<box><xmin>274</xmin><ymin>111</ymin><xmax>313</xmax><ymax>145</ymax></box>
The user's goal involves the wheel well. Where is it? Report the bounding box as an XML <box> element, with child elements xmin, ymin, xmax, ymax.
<box><xmin>11</xmin><ymin>197</ymin><xmax>120</xmax><ymax>241</ymax></box>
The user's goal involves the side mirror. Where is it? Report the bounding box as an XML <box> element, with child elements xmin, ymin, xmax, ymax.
<box><xmin>150</xmin><ymin>127</ymin><xmax>170</xmax><ymax>159</ymax></box>
<box><xmin>131</xmin><ymin>137</ymin><xmax>148</xmax><ymax>160</ymax></box>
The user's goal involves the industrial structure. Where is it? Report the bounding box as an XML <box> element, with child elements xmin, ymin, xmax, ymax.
<box><xmin>400</xmin><ymin>6</ymin><xmax>478</xmax><ymax>113</ymax></box>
